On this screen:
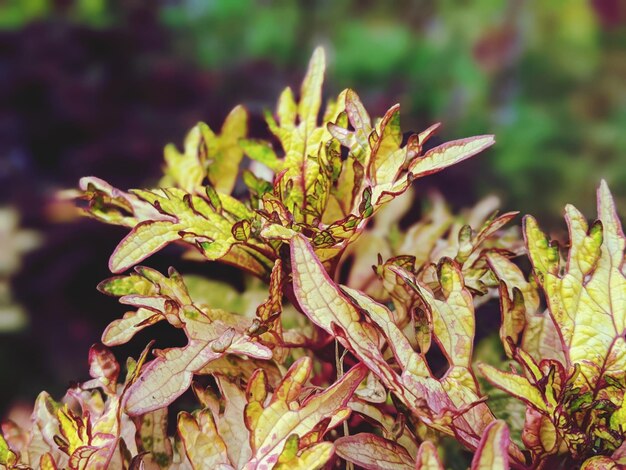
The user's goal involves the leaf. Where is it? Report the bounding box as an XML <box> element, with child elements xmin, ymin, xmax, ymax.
<box><xmin>244</xmin><ymin>357</ymin><xmax>366</xmax><ymax>469</ymax></box>
<box><xmin>524</xmin><ymin>180</ymin><xmax>626</xmax><ymax>387</ymax></box>
<box><xmin>415</xmin><ymin>441</ymin><xmax>444</xmax><ymax>470</ymax></box>
<box><xmin>0</xmin><ymin>433</ymin><xmax>18</xmax><ymax>467</ymax></box>
<box><xmin>478</xmin><ymin>363</ymin><xmax>549</xmax><ymax>412</ymax></box>
<box><xmin>99</xmin><ymin>268</ymin><xmax>273</xmax><ymax>415</ymax></box>
<box><xmin>124</xmin><ymin>310</ymin><xmax>272</xmax><ymax>415</ymax></box>
<box><xmin>81</xmin><ymin>179</ymin><xmax>272</xmax><ymax>276</ymax></box>
<box><xmin>370</xmin><ymin>105</ymin><xmax>403</xmax><ymax>186</ymax></box>
<box><xmin>474</xmin><ymin>181</ymin><xmax>626</xmax><ymax>461</ymax></box>
<box><xmin>207</xmin><ymin>106</ymin><xmax>248</xmax><ymax>194</ymax></box>
<box><xmin>522</xmin><ymin>408</ymin><xmax>559</xmax><ymax>458</ymax></box>
<box><xmin>178</xmin><ymin>410</ymin><xmax>232</xmax><ymax>470</ymax></box>
<box><xmin>97</xmin><ymin>274</ymin><xmax>155</xmax><ymax>297</ymax></box>
<box><xmin>470</xmin><ymin>420</ymin><xmax>510</xmax><ymax>470</ymax></box>
<box><xmin>81</xmin><ymin>344</ymin><xmax>120</xmax><ymax>395</ymax></box>
<box><xmin>273</xmin><ymin>436</ymin><xmax>333</xmax><ymax>470</ymax></box>
<box><xmin>298</xmin><ymin>47</ymin><xmax>325</xmax><ymax>131</ymax></box>
<box><xmin>290</xmin><ymin>233</ymin><xmax>499</xmax><ymax>452</ymax></box>
<box><xmin>56</xmin><ymin>397</ymin><xmax>123</xmax><ymax>470</ymax></box>
<box><xmin>133</xmin><ymin>408</ymin><xmax>173</xmax><ymax>469</ymax></box>
<box><xmin>161</xmin><ymin>106</ymin><xmax>248</xmax><ymax>194</ymax></box>
<box><xmin>109</xmin><ymin>189</ymin><xmax>240</xmax><ymax>273</ymax></box>
<box><xmin>408</xmin><ymin>135</ymin><xmax>495</xmax><ymax>179</ymax></box>
<box><xmin>335</xmin><ymin>433</ymin><xmax>414</xmax><ymax>470</ymax></box>
<box><xmin>161</xmin><ymin>122</ymin><xmax>213</xmax><ymax>193</ymax></box>
<box><xmin>240</xmin><ymin>139</ymin><xmax>282</xmax><ymax>172</ymax></box>
<box><xmin>78</xmin><ymin>176</ymin><xmax>164</xmax><ymax>227</ymax></box>
<box><xmin>268</xmin><ymin>47</ymin><xmax>328</xmax><ymax>215</ymax></box>
<box><xmin>486</xmin><ymin>251</ymin><xmax>565</xmax><ymax>363</ymax></box>
<box><xmin>580</xmin><ymin>455</ymin><xmax>621</xmax><ymax>469</ymax></box>
<box><xmin>404</xmin><ymin>259</ymin><xmax>475</xmax><ymax>369</ymax></box>
<box><xmin>211</xmin><ymin>377</ymin><xmax>252</xmax><ymax>467</ymax></box>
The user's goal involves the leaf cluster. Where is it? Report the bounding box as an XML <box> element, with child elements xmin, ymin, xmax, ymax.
<box><xmin>2</xmin><ymin>49</ymin><xmax>625</xmax><ymax>470</ymax></box>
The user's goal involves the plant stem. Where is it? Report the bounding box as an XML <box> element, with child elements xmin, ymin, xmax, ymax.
<box><xmin>335</xmin><ymin>340</ymin><xmax>354</xmax><ymax>470</ymax></box>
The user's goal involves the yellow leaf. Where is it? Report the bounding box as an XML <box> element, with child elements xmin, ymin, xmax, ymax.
<box><xmin>178</xmin><ymin>410</ymin><xmax>231</xmax><ymax>469</ymax></box>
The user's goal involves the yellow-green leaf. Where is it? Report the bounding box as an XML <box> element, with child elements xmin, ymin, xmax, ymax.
<box><xmin>408</xmin><ymin>135</ymin><xmax>495</xmax><ymax>179</ymax></box>
<box><xmin>178</xmin><ymin>410</ymin><xmax>231</xmax><ymax>470</ymax></box>
<box><xmin>478</xmin><ymin>363</ymin><xmax>548</xmax><ymax>412</ymax></box>
<box><xmin>524</xmin><ymin>181</ymin><xmax>626</xmax><ymax>387</ymax></box>
<box><xmin>470</xmin><ymin>420</ymin><xmax>510</xmax><ymax>470</ymax></box>
<box><xmin>244</xmin><ymin>356</ymin><xmax>366</xmax><ymax>469</ymax></box>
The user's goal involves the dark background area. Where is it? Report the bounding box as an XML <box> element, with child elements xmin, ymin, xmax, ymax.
<box><xmin>1</xmin><ymin>0</ymin><xmax>626</xmax><ymax>414</ymax></box>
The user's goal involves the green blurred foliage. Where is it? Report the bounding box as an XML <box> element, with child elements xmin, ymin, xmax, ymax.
<box><xmin>0</xmin><ymin>0</ymin><xmax>110</xmax><ymax>28</ymax></box>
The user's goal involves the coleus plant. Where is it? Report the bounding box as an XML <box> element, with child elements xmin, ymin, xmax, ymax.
<box><xmin>1</xmin><ymin>48</ymin><xmax>625</xmax><ymax>470</ymax></box>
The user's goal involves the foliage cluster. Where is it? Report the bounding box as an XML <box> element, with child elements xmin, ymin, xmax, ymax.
<box><xmin>2</xmin><ymin>49</ymin><xmax>625</xmax><ymax>469</ymax></box>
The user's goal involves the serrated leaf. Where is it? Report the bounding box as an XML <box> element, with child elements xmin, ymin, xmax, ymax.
<box><xmin>486</xmin><ymin>251</ymin><xmax>565</xmax><ymax>364</ymax></box>
<box><xmin>525</xmin><ymin>181</ymin><xmax>626</xmax><ymax>387</ymax></box>
<box><xmin>405</xmin><ymin>259</ymin><xmax>474</xmax><ymax>369</ymax></box>
<box><xmin>78</xmin><ymin>176</ymin><xmax>165</xmax><ymax>227</ymax></box>
<box><xmin>109</xmin><ymin>189</ymin><xmax>231</xmax><ymax>272</ymax></box>
<box><xmin>124</xmin><ymin>312</ymin><xmax>272</xmax><ymax>415</ymax></box>
<box><xmin>178</xmin><ymin>410</ymin><xmax>232</xmax><ymax>470</ymax></box>
<box><xmin>161</xmin><ymin>122</ymin><xmax>213</xmax><ymax>193</ymax></box>
<box><xmin>160</xmin><ymin>106</ymin><xmax>247</xmax><ymax>195</ymax></box>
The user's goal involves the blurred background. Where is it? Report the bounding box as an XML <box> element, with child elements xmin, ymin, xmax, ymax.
<box><xmin>1</xmin><ymin>0</ymin><xmax>625</xmax><ymax>413</ymax></box>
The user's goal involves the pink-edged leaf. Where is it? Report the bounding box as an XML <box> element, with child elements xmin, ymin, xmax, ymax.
<box><xmin>335</xmin><ymin>433</ymin><xmax>414</xmax><ymax>470</ymax></box>
<box><xmin>415</xmin><ymin>441</ymin><xmax>444</xmax><ymax>470</ymax></box>
<box><xmin>82</xmin><ymin>344</ymin><xmax>120</xmax><ymax>395</ymax></box>
<box><xmin>243</xmin><ymin>357</ymin><xmax>367</xmax><ymax>469</ymax></box>
<box><xmin>478</xmin><ymin>363</ymin><xmax>548</xmax><ymax>412</ymax></box>
<box><xmin>124</xmin><ymin>318</ymin><xmax>272</xmax><ymax>415</ymax></box>
<box><xmin>133</xmin><ymin>408</ymin><xmax>173</xmax><ymax>469</ymax></box>
<box><xmin>470</xmin><ymin>420</ymin><xmax>510</xmax><ymax>470</ymax></box>
<box><xmin>101</xmin><ymin>308</ymin><xmax>161</xmax><ymax>346</ymax></box>
<box><xmin>291</xmin><ymin>234</ymin><xmax>490</xmax><ymax>451</ymax></box>
<box><xmin>408</xmin><ymin>135</ymin><xmax>495</xmax><ymax>179</ymax></box>
<box><xmin>523</xmin><ymin>181</ymin><xmax>626</xmax><ymax>388</ymax></box>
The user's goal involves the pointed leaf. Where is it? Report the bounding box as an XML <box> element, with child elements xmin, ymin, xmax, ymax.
<box><xmin>408</xmin><ymin>135</ymin><xmax>495</xmax><ymax>179</ymax></box>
